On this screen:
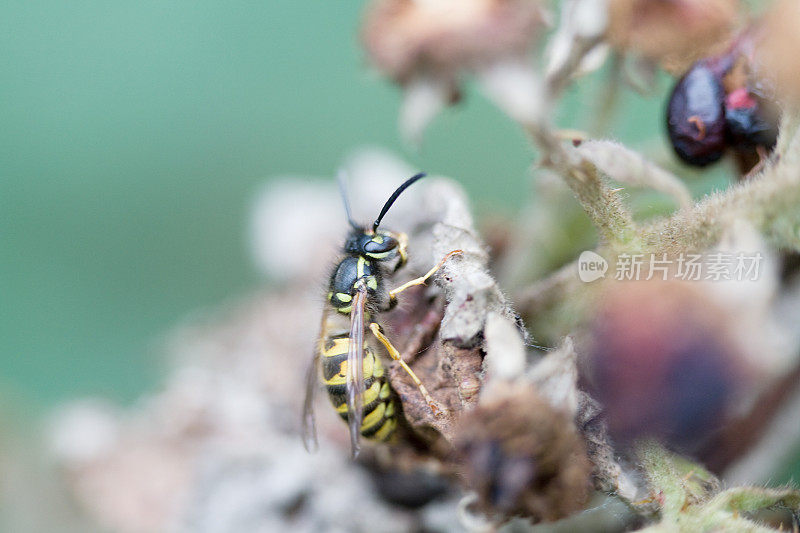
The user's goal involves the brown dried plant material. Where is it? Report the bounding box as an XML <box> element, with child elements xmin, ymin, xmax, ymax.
<box><xmin>383</xmin><ymin>178</ymin><xmax>519</xmax><ymax>446</ymax></box>
<box><xmin>440</xmin><ymin>342</ymin><xmax>484</xmax><ymax>410</ymax></box>
<box><xmin>606</xmin><ymin>0</ymin><xmax>740</xmax><ymax>72</ymax></box>
<box><xmin>362</xmin><ymin>0</ymin><xmax>544</xmax><ymax>86</ymax></box>
<box><xmin>756</xmin><ymin>0</ymin><xmax>800</xmax><ymax>107</ymax></box>
<box><xmin>525</xmin><ymin>335</ymin><xmax>640</xmax><ymax>501</ymax></box>
<box><xmin>453</xmin><ymin>385</ymin><xmax>592</xmax><ymax>522</ymax></box>
<box><xmin>449</xmin><ymin>315</ymin><xmax>599</xmax><ymax>522</ymax></box>
<box><xmin>576</xmin><ymin>392</ymin><xmax>637</xmax><ymax>497</ymax></box>
<box><xmin>422</xmin><ymin>179</ymin><xmax>522</xmax><ymax>347</ymax></box>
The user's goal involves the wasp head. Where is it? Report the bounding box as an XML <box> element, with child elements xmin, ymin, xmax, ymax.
<box><xmin>338</xmin><ymin>171</ymin><xmax>425</xmax><ymax>271</ymax></box>
<box><xmin>344</xmin><ymin>228</ymin><xmax>408</xmax><ymax>270</ymax></box>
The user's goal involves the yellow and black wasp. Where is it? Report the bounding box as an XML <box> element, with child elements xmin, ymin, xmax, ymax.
<box><xmin>302</xmin><ymin>172</ymin><xmax>460</xmax><ymax>458</ymax></box>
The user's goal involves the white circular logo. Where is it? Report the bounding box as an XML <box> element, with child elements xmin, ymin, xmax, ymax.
<box><xmin>578</xmin><ymin>251</ymin><xmax>608</xmax><ymax>282</ymax></box>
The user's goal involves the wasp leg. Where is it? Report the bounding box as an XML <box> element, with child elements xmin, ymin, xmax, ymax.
<box><xmin>368</xmin><ymin>322</ymin><xmax>446</xmax><ymax>417</ymax></box>
<box><xmin>388</xmin><ymin>250</ymin><xmax>462</xmax><ymax>305</ymax></box>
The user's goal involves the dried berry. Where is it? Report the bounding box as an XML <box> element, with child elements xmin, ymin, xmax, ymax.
<box><xmin>666</xmin><ymin>41</ymin><xmax>779</xmax><ymax>169</ymax></box>
<box><xmin>666</xmin><ymin>60</ymin><xmax>728</xmax><ymax>166</ymax></box>
<box><xmin>724</xmin><ymin>88</ymin><xmax>778</xmax><ymax>151</ymax></box>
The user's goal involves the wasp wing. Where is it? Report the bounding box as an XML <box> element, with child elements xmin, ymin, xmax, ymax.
<box><xmin>302</xmin><ymin>309</ymin><xmax>329</xmax><ymax>453</ymax></box>
<box><xmin>301</xmin><ymin>347</ymin><xmax>321</xmax><ymax>453</ymax></box>
<box><xmin>346</xmin><ymin>284</ymin><xmax>367</xmax><ymax>458</ymax></box>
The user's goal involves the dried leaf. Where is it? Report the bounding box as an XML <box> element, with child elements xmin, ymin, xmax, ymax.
<box><xmin>526</xmin><ymin>337</ymin><xmax>579</xmax><ymax>416</ymax></box>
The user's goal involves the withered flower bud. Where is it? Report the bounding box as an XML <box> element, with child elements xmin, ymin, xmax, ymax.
<box><xmin>585</xmin><ymin>280</ymin><xmax>747</xmax><ymax>454</ymax></box>
<box><xmin>755</xmin><ymin>0</ymin><xmax>800</xmax><ymax>107</ymax></box>
<box><xmin>453</xmin><ymin>386</ymin><xmax>592</xmax><ymax>522</ymax></box>
<box><xmin>363</xmin><ymin>0</ymin><xmax>543</xmax><ymax>85</ymax></box>
<box><xmin>607</xmin><ymin>0</ymin><xmax>740</xmax><ymax>72</ymax></box>
<box><xmin>362</xmin><ymin>0</ymin><xmax>546</xmax><ymax>141</ymax></box>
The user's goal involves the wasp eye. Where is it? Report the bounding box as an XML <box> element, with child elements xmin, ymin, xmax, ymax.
<box><xmin>364</xmin><ymin>236</ymin><xmax>397</xmax><ymax>254</ymax></box>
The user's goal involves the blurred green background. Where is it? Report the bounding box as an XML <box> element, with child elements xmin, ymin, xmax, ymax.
<box><xmin>1</xmin><ymin>2</ymin><xmax>674</xmax><ymax>411</ymax></box>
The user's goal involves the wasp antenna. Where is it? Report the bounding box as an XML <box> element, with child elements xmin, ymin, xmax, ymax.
<box><xmin>372</xmin><ymin>172</ymin><xmax>427</xmax><ymax>232</ymax></box>
<box><xmin>337</xmin><ymin>170</ymin><xmax>359</xmax><ymax>229</ymax></box>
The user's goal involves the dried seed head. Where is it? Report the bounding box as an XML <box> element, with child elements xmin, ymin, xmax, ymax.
<box><xmin>606</xmin><ymin>0</ymin><xmax>740</xmax><ymax>72</ymax></box>
<box><xmin>362</xmin><ymin>0</ymin><xmax>544</xmax><ymax>85</ymax></box>
<box><xmin>585</xmin><ymin>280</ymin><xmax>747</xmax><ymax>454</ymax></box>
<box><xmin>755</xmin><ymin>0</ymin><xmax>800</xmax><ymax>106</ymax></box>
<box><xmin>453</xmin><ymin>385</ymin><xmax>592</xmax><ymax>522</ymax></box>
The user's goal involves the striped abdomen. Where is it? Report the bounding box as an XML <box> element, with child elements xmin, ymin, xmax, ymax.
<box><xmin>320</xmin><ymin>335</ymin><xmax>397</xmax><ymax>441</ymax></box>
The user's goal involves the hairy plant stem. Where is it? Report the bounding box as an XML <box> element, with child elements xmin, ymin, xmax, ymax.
<box><xmin>525</xmin><ymin>121</ymin><xmax>639</xmax><ymax>248</ymax></box>
<box><xmin>641</xmin><ymin>123</ymin><xmax>800</xmax><ymax>254</ymax></box>
<box><xmin>517</xmin><ymin>112</ymin><xmax>800</xmax><ymax>319</ymax></box>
